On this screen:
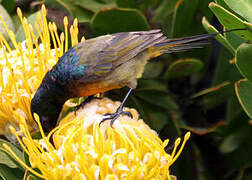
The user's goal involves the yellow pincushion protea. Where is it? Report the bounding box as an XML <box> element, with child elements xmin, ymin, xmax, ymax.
<box><xmin>4</xmin><ymin>98</ymin><xmax>190</xmax><ymax>180</ymax></box>
<box><xmin>0</xmin><ymin>5</ymin><xmax>83</xmax><ymax>140</ymax></box>
<box><xmin>1</xmin><ymin>5</ymin><xmax>191</xmax><ymax>179</ymax></box>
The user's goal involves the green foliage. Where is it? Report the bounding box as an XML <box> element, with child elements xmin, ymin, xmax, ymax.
<box><xmin>0</xmin><ymin>4</ymin><xmax>15</xmax><ymax>41</ymax></box>
<box><xmin>203</xmin><ymin>1</ymin><xmax>252</xmax><ymax>121</ymax></box>
<box><xmin>235</xmin><ymin>79</ymin><xmax>252</xmax><ymax>118</ymax></box>
<box><xmin>164</xmin><ymin>58</ymin><xmax>203</xmax><ymax>80</ymax></box>
<box><xmin>209</xmin><ymin>3</ymin><xmax>252</xmax><ymax>40</ymax></box>
<box><xmin>0</xmin><ymin>139</ymin><xmax>24</xmax><ymax>169</ymax></box>
<box><xmin>224</xmin><ymin>0</ymin><xmax>252</xmax><ymax>22</ymax></box>
<box><xmin>235</xmin><ymin>43</ymin><xmax>252</xmax><ymax>82</ymax></box>
<box><xmin>200</xmin><ymin>1</ymin><xmax>252</xmax><ymax>179</ymax></box>
<box><xmin>1</xmin><ymin>0</ymin><xmax>15</xmax><ymax>13</ymax></box>
<box><xmin>91</xmin><ymin>8</ymin><xmax>150</xmax><ymax>35</ymax></box>
<box><xmin>45</xmin><ymin>0</ymin><xmax>93</xmax><ymax>22</ymax></box>
<box><xmin>0</xmin><ymin>164</ymin><xmax>24</xmax><ymax>180</ymax></box>
<box><xmin>116</xmin><ymin>0</ymin><xmax>157</xmax><ymax>10</ymax></box>
<box><xmin>1</xmin><ymin>0</ymin><xmax>252</xmax><ymax>179</ymax></box>
<box><xmin>202</xmin><ymin>16</ymin><xmax>236</xmax><ymax>54</ymax></box>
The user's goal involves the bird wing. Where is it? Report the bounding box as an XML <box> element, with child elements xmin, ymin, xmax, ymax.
<box><xmin>72</xmin><ymin>30</ymin><xmax>166</xmax><ymax>82</ymax></box>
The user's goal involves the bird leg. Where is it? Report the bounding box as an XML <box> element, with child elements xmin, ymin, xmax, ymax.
<box><xmin>99</xmin><ymin>88</ymin><xmax>133</xmax><ymax>127</ymax></box>
<box><xmin>74</xmin><ymin>95</ymin><xmax>102</xmax><ymax>114</ymax></box>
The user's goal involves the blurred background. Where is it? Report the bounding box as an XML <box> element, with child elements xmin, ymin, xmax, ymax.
<box><xmin>1</xmin><ymin>0</ymin><xmax>252</xmax><ymax>179</ymax></box>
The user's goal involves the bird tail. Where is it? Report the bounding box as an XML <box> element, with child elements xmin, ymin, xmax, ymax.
<box><xmin>149</xmin><ymin>28</ymin><xmax>247</xmax><ymax>58</ymax></box>
<box><xmin>149</xmin><ymin>33</ymin><xmax>216</xmax><ymax>58</ymax></box>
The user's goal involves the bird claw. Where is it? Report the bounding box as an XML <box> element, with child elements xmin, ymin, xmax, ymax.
<box><xmin>99</xmin><ymin>110</ymin><xmax>133</xmax><ymax>127</ymax></box>
<box><xmin>121</xmin><ymin>111</ymin><xmax>133</xmax><ymax>118</ymax></box>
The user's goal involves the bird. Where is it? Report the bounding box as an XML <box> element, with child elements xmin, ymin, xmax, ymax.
<box><xmin>30</xmin><ymin>29</ymin><xmax>220</xmax><ymax>133</ymax></box>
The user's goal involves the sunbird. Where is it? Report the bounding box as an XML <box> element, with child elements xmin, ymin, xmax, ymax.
<box><xmin>30</xmin><ymin>29</ymin><xmax>236</xmax><ymax>133</ymax></box>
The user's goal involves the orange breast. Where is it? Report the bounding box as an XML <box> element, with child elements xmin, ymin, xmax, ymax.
<box><xmin>76</xmin><ymin>81</ymin><xmax>122</xmax><ymax>97</ymax></box>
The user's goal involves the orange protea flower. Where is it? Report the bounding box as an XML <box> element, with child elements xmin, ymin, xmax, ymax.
<box><xmin>4</xmin><ymin>98</ymin><xmax>190</xmax><ymax>180</ymax></box>
<box><xmin>0</xmin><ymin>5</ymin><xmax>83</xmax><ymax>140</ymax></box>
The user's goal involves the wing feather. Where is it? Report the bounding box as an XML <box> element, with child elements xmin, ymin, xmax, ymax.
<box><xmin>73</xmin><ymin>29</ymin><xmax>166</xmax><ymax>82</ymax></box>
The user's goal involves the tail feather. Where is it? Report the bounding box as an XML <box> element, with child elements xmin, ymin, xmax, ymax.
<box><xmin>150</xmin><ymin>33</ymin><xmax>216</xmax><ymax>57</ymax></box>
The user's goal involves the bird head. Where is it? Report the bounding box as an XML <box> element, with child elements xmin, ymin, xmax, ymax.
<box><xmin>31</xmin><ymin>85</ymin><xmax>63</xmax><ymax>133</ymax></box>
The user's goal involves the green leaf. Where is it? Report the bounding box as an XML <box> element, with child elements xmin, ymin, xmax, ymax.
<box><xmin>219</xmin><ymin>134</ymin><xmax>243</xmax><ymax>153</ymax></box>
<box><xmin>182</xmin><ymin>121</ymin><xmax>226</xmax><ymax>135</ymax></box>
<box><xmin>152</xmin><ymin>0</ymin><xmax>177</xmax><ymax>23</ymax></box>
<box><xmin>209</xmin><ymin>2</ymin><xmax>252</xmax><ymax>41</ymax></box>
<box><xmin>0</xmin><ymin>139</ymin><xmax>24</xmax><ymax>169</ymax></box>
<box><xmin>69</xmin><ymin>6</ymin><xmax>93</xmax><ymax>22</ymax></box>
<box><xmin>0</xmin><ymin>164</ymin><xmax>23</xmax><ymax>180</ymax></box>
<box><xmin>15</xmin><ymin>11</ymin><xmax>40</xmax><ymax>43</ymax></box>
<box><xmin>224</xmin><ymin>0</ymin><xmax>252</xmax><ymax>22</ymax></box>
<box><xmin>202</xmin><ymin>16</ymin><xmax>235</xmax><ymax>54</ymax></box>
<box><xmin>171</xmin><ymin>0</ymin><xmax>199</xmax><ymax>37</ymax></box>
<box><xmin>215</xmin><ymin>0</ymin><xmax>236</xmax><ymax>13</ymax></box>
<box><xmin>91</xmin><ymin>8</ymin><xmax>149</xmax><ymax>35</ymax></box>
<box><xmin>134</xmin><ymin>89</ymin><xmax>178</xmax><ymax>110</ymax></box>
<box><xmin>202</xmin><ymin>15</ymin><xmax>246</xmax><ymax>52</ymax></box>
<box><xmin>74</xmin><ymin>0</ymin><xmax>115</xmax><ymax>13</ymax></box>
<box><xmin>137</xmin><ymin>79</ymin><xmax>166</xmax><ymax>91</ymax></box>
<box><xmin>143</xmin><ymin>102</ymin><xmax>168</xmax><ymax>131</ymax></box>
<box><xmin>100</xmin><ymin>0</ymin><xmax>116</xmax><ymax>3</ymax></box>
<box><xmin>0</xmin><ymin>150</ymin><xmax>18</xmax><ymax>169</ymax></box>
<box><xmin>211</xmin><ymin>46</ymin><xmax>241</xmax><ymax>86</ymax></box>
<box><xmin>192</xmin><ymin>81</ymin><xmax>234</xmax><ymax>109</ymax></box>
<box><xmin>197</xmin><ymin>0</ymin><xmax>213</xmax><ymax>20</ymax></box>
<box><xmin>192</xmin><ymin>81</ymin><xmax>231</xmax><ymax>98</ymax></box>
<box><xmin>225</xmin><ymin>128</ymin><xmax>252</xmax><ymax>171</ymax></box>
<box><xmin>1</xmin><ymin>0</ymin><xmax>15</xmax><ymax>13</ymax></box>
<box><xmin>225</xmin><ymin>109</ymin><xmax>249</xmax><ymax>134</ymax></box>
<box><xmin>116</xmin><ymin>0</ymin><xmax>157</xmax><ymax>9</ymax></box>
<box><xmin>235</xmin><ymin>79</ymin><xmax>252</xmax><ymax>118</ymax></box>
<box><xmin>0</xmin><ymin>4</ymin><xmax>15</xmax><ymax>41</ymax></box>
<box><xmin>226</xmin><ymin>96</ymin><xmax>244</xmax><ymax>123</ymax></box>
<box><xmin>45</xmin><ymin>0</ymin><xmax>93</xmax><ymax>22</ymax></box>
<box><xmin>224</xmin><ymin>30</ymin><xmax>246</xmax><ymax>50</ymax></box>
<box><xmin>243</xmin><ymin>21</ymin><xmax>252</xmax><ymax>32</ymax></box>
<box><xmin>143</xmin><ymin>61</ymin><xmax>163</xmax><ymax>79</ymax></box>
<box><xmin>164</xmin><ymin>58</ymin><xmax>203</xmax><ymax>80</ymax></box>
<box><xmin>235</xmin><ymin>43</ymin><xmax>252</xmax><ymax>82</ymax></box>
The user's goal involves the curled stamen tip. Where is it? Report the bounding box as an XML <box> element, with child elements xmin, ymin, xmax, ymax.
<box><xmin>60</xmin><ymin>33</ymin><xmax>65</xmax><ymax>41</ymax></box>
<box><xmin>175</xmin><ymin>138</ymin><xmax>181</xmax><ymax>145</ymax></box>
<box><xmin>33</xmin><ymin>113</ymin><xmax>40</xmax><ymax>123</ymax></box>
<box><xmin>9</xmin><ymin>126</ymin><xmax>16</xmax><ymax>133</ymax></box>
<box><xmin>163</xmin><ymin>139</ymin><xmax>169</xmax><ymax>147</ymax></box>
<box><xmin>64</xmin><ymin>17</ymin><xmax>68</xmax><ymax>25</ymax></box>
<box><xmin>81</xmin><ymin>37</ymin><xmax>86</xmax><ymax>42</ymax></box>
<box><xmin>41</xmin><ymin>4</ymin><xmax>47</xmax><ymax>15</ymax></box>
<box><xmin>48</xmin><ymin>23</ymin><xmax>53</xmax><ymax>30</ymax></box>
<box><xmin>53</xmin><ymin>23</ymin><xmax>57</xmax><ymax>30</ymax></box>
<box><xmin>74</xmin><ymin>18</ymin><xmax>78</xmax><ymax>27</ymax></box>
<box><xmin>185</xmin><ymin>132</ymin><xmax>191</xmax><ymax>140</ymax></box>
<box><xmin>17</xmin><ymin>8</ymin><xmax>22</xmax><ymax>17</ymax></box>
<box><xmin>3</xmin><ymin>143</ymin><xmax>10</xmax><ymax>150</ymax></box>
<box><xmin>70</xmin><ymin>26</ymin><xmax>74</xmax><ymax>33</ymax></box>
